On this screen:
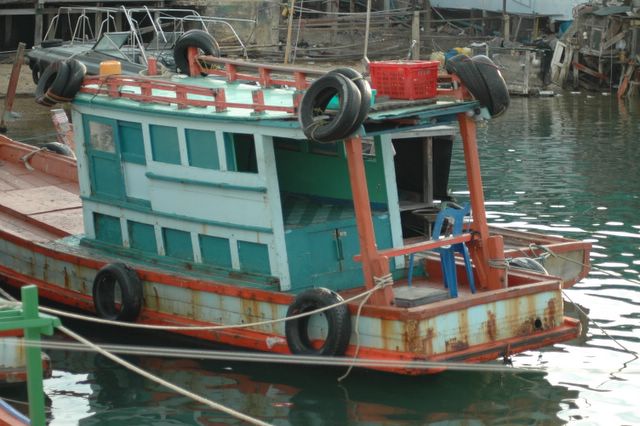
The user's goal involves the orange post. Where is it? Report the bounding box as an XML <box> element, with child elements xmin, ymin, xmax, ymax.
<box><xmin>344</xmin><ymin>136</ymin><xmax>395</xmax><ymax>306</ymax></box>
<box><xmin>187</xmin><ymin>46</ymin><xmax>199</xmax><ymax>77</ymax></box>
<box><xmin>0</xmin><ymin>42</ymin><xmax>25</xmax><ymax>133</ymax></box>
<box><xmin>147</xmin><ymin>56</ymin><xmax>158</xmax><ymax>76</ymax></box>
<box><xmin>458</xmin><ymin>113</ymin><xmax>505</xmax><ymax>290</ymax></box>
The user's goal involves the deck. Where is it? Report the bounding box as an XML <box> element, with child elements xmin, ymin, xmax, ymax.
<box><xmin>0</xmin><ymin>140</ymin><xmax>82</xmax><ymax>242</ymax></box>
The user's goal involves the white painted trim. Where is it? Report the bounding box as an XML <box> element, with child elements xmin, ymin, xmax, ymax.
<box><xmin>380</xmin><ymin>134</ymin><xmax>405</xmax><ymax>269</ymax></box>
<box><xmin>215</xmin><ymin>130</ymin><xmax>228</xmax><ymax>171</ymax></box>
<box><xmin>73</xmin><ymin>104</ymin><xmax>307</xmax><ymax>140</ymax></box>
<box><xmin>70</xmin><ymin>109</ymin><xmax>91</xmax><ymax>198</ymax></box>
<box><xmin>191</xmin><ymin>232</ymin><xmax>202</xmax><ymax>263</ymax></box>
<box><xmin>176</xmin><ymin>125</ymin><xmax>189</xmax><ymax>167</ymax></box>
<box><xmin>120</xmin><ymin>216</ymin><xmax>130</xmax><ymax>248</ymax></box>
<box><xmin>155</xmin><ymin>224</ymin><xmax>165</xmax><ymax>256</ymax></box>
<box><xmin>229</xmin><ymin>236</ymin><xmax>240</xmax><ymax>269</ymax></box>
<box><xmin>258</xmin><ymin>135</ymin><xmax>291</xmax><ymax>290</ymax></box>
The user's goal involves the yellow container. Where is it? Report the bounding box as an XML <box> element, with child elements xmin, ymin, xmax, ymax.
<box><xmin>99</xmin><ymin>60</ymin><xmax>122</xmax><ymax>76</ymax></box>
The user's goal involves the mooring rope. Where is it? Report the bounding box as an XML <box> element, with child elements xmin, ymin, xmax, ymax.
<box><xmin>338</xmin><ymin>273</ymin><xmax>394</xmax><ymax>382</ymax></box>
<box><xmin>0</xmin><ymin>286</ymin><xmax>270</xmax><ymax>425</ymax></box>
<box><xmin>38</xmin><ymin>279</ymin><xmax>388</xmax><ymax>332</ymax></box>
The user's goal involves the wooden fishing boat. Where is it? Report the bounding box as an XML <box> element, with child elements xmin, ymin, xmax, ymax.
<box><xmin>0</xmin><ymin>52</ymin><xmax>590</xmax><ymax>374</ymax></box>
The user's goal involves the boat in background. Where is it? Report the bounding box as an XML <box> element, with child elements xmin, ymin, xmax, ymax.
<box><xmin>0</xmin><ymin>50</ymin><xmax>590</xmax><ymax>374</ymax></box>
<box><xmin>26</xmin><ymin>6</ymin><xmax>250</xmax><ymax>82</ymax></box>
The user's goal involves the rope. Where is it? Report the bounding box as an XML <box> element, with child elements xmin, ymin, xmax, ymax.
<box><xmin>338</xmin><ymin>273</ymin><xmax>393</xmax><ymax>382</ymax></box>
<box><xmin>38</xmin><ymin>280</ymin><xmax>386</xmax><ymax>331</ymax></box>
<box><xmin>0</xmin><ymin>288</ymin><xmax>270</xmax><ymax>425</ymax></box>
<box><xmin>58</xmin><ymin>325</ymin><xmax>271</xmax><ymax>426</ymax></box>
<box><xmin>488</xmin><ymin>258</ymin><xmax>509</xmax><ymax>287</ymax></box>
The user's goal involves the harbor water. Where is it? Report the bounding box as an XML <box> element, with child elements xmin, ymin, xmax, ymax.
<box><xmin>2</xmin><ymin>92</ymin><xmax>640</xmax><ymax>425</ymax></box>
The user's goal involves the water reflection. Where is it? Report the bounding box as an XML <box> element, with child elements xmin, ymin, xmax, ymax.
<box><xmin>42</xmin><ymin>346</ymin><xmax>579</xmax><ymax>425</ymax></box>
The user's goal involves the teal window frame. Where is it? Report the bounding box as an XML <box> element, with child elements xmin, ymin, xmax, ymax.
<box><xmin>149</xmin><ymin>124</ymin><xmax>181</xmax><ymax>165</ymax></box>
<box><xmin>185</xmin><ymin>128</ymin><xmax>220</xmax><ymax>170</ymax></box>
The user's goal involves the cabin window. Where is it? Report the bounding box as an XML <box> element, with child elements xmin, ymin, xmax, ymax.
<box><xmin>224</xmin><ymin>133</ymin><xmax>258</xmax><ymax>173</ymax></box>
<box><xmin>199</xmin><ymin>235</ymin><xmax>232</xmax><ymax>268</ymax></box>
<box><xmin>150</xmin><ymin>125</ymin><xmax>180</xmax><ymax>165</ymax></box>
<box><xmin>274</xmin><ymin>137</ymin><xmax>304</xmax><ymax>152</ymax></box>
<box><xmin>119</xmin><ymin>121</ymin><xmax>145</xmax><ymax>164</ymax></box>
<box><xmin>238</xmin><ymin>241</ymin><xmax>270</xmax><ymax>275</ymax></box>
<box><xmin>127</xmin><ymin>220</ymin><xmax>157</xmax><ymax>254</ymax></box>
<box><xmin>309</xmin><ymin>140</ymin><xmax>341</xmax><ymax>157</ymax></box>
<box><xmin>162</xmin><ymin>228</ymin><xmax>194</xmax><ymax>261</ymax></box>
<box><xmin>185</xmin><ymin>129</ymin><xmax>219</xmax><ymax>169</ymax></box>
<box><xmin>88</xmin><ymin>121</ymin><xmax>115</xmax><ymax>153</ymax></box>
<box><xmin>94</xmin><ymin>213</ymin><xmax>122</xmax><ymax>245</ymax></box>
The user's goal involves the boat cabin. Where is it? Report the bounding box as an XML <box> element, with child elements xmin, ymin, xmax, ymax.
<box><xmin>73</xmin><ymin>74</ymin><xmax>458</xmax><ymax>294</ymax></box>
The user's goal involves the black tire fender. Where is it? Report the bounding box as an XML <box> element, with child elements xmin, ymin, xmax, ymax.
<box><xmin>42</xmin><ymin>142</ymin><xmax>74</xmax><ymax>157</ymax></box>
<box><xmin>299</xmin><ymin>73</ymin><xmax>361</xmax><ymax>143</ymax></box>
<box><xmin>60</xmin><ymin>59</ymin><xmax>87</xmax><ymax>99</ymax></box>
<box><xmin>30</xmin><ymin>60</ymin><xmax>41</xmax><ymax>85</ymax></box>
<box><xmin>471</xmin><ymin>55</ymin><xmax>510</xmax><ymax>117</ymax></box>
<box><xmin>92</xmin><ymin>263</ymin><xmax>143</xmax><ymax>322</ymax></box>
<box><xmin>35</xmin><ymin>60</ymin><xmax>70</xmax><ymax>106</ymax></box>
<box><xmin>446</xmin><ymin>54</ymin><xmax>492</xmax><ymax>114</ymax></box>
<box><xmin>328</xmin><ymin>67</ymin><xmax>372</xmax><ymax>137</ymax></box>
<box><xmin>285</xmin><ymin>287</ymin><xmax>351</xmax><ymax>356</ymax></box>
<box><xmin>173</xmin><ymin>29</ymin><xmax>221</xmax><ymax>74</ymax></box>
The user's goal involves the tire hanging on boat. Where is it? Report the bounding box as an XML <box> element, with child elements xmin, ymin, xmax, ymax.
<box><xmin>445</xmin><ymin>54</ymin><xmax>510</xmax><ymax>117</ymax></box>
<box><xmin>285</xmin><ymin>287</ymin><xmax>351</xmax><ymax>356</ymax></box>
<box><xmin>35</xmin><ymin>59</ymin><xmax>87</xmax><ymax>107</ymax></box>
<box><xmin>92</xmin><ymin>263</ymin><xmax>143</xmax><ymax>322</ymax></box>
<box><xmin>470</xmin><ymin>55</ymin><xmax>510</xmax><ymax>118</ymax></box>
<box><xmin>298</xmin><ymin>72</ymin><xmax>362</xmax><ymax>143</ymax></box>
<box><xmin>173</xmin><ymin>29</ymin><xmax>221</xmax><ymax>74</ymax></box>
<box><xmin>328</xmin><ymin>67</ymin><xmax>372</xmax><ymax>137</ymax></box>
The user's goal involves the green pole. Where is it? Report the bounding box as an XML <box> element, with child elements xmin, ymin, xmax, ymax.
<box><xmin>21</xmin><ymin>285</ymin><xmax>47</xmax><ymax>426</ymax></box>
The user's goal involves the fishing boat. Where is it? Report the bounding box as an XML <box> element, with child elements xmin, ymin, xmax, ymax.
<box><xmin>0</xmin><ymin>48</ymin><xmax>590</xmax><ymax>374</ymax></box>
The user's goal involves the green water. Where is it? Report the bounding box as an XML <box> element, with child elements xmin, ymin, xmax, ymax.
<box><xmin>3</xmin><ymin>93</ymin><xmax>640</xmax><ymax>424</ymax></box>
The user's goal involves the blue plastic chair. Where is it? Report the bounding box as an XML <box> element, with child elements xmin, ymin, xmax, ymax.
<box><xmin>407</xmin><ymin>203</ymin><xmax>476</xmax><ymax>298</ymax></box>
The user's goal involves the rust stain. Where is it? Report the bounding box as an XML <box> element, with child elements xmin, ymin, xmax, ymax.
<box><xmin>445</xmin><ymin>336</ymin><xmax>469</xmax><ymax>352</ymax></box>
<box><xmin>486</xmin><ymin>310</ymin><xmax>497</xmax><ymax>341</ymax></box>
<box><xmin>151</xmin><ymin>286</ymin><xmax>160</xmax><ymax>311</ymax></box>
<box><xmin>403</xmin><ymin>320</ymin><xmax>423</xmax><ymax>353</ymax></box>
<box><xmin>544</xmin><ymin>298</ymin><xmax>557</xmax><ymax>329</ymax></box>
<box><xmin>424</xmin><ymin>327</ymin><xmax>435</xmax><ymax>356</ymax></box>
<box><xmin>63</xmin><ymin>267</ymin><xmax>70</xmax><ymax>290</ymax></box>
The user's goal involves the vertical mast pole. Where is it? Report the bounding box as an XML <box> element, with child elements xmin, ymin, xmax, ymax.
<box><xmin>345</xmin><ymin>136</ymin><xmax>394</xmax><ymax>306</ymax></box>
<box><xmin>458</xmin><ymin>114</ymin><xmax>506</xmax><ymax>289</ymax></box>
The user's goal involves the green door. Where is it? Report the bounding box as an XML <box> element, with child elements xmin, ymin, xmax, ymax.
<box><xmin>84</xmin><ymin>116</ymin><xmax>125</xmax><ymax>200</ymax></box>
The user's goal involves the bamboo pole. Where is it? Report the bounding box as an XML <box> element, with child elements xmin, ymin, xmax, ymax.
<box><xmin>284</xmin><ymin>0</ymin><xmax>296</xmax><ymax>64</ymax></box>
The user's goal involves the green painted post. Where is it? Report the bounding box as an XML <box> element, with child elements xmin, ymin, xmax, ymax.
<box><xmin>21</xmin><ymin>285</ymin><xmax>47</xmax><ymax>426</ymax></box>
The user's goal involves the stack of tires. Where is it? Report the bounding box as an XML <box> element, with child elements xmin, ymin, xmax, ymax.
<box><xmin>35</xmin><ymin>59</ymin><xmax>87</xmax><ymax>107</ymax></box>
<box><xmin>298</xmin><ymin>68</ymin><xmax>372</xmax><ymax>143</ymax></box>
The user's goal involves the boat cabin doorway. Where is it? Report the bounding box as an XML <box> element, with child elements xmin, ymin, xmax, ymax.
<box><xmin>392</xmin><ymin>127</ymin><xmax>456</xmax><ymax>239</ymax></box>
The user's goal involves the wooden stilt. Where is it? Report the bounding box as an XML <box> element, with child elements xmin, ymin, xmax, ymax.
<box><xmin>0</xmin><ymin>43</ymin><xmax>25</xmax><ymax>134</ymax></box>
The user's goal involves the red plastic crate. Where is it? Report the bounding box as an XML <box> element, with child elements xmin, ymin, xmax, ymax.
<box><xmin>369</xmin><ymin>60</ymin><xmax>439</xmax><ymax>100</ymax></box>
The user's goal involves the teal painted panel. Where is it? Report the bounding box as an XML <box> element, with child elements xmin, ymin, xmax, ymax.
<box><xmin>150</xmin><ymin>124</ymin><xmax>180</xmax><ymax>164</ymax></box>
<box><xmin>238</xmin><ymin>241</ymin><xmax>270</xmax><ymax>275</ymax></box>
<box><xmin>128</xmin><ymin>220</ymin><xmax>157</xmax><ymax>254</ymax></box>
<box><xmin>91</xmin><ymin>155</ymin><xmax>125</xmax><ymax>199</ymax></box>
<box><xmin>199</xmin><ymin>235</ymin><xmax>232</xmax><ymax>268</ymax></box>
<box><xmin>94</xmin><ymin>213</ymin><xmax>122</xmax><ymax>245</ymax></box>
<box><xmin>163</xmin><ymin>228</ymin><xmax>194</xmax><ymax>261</ymax></box>
<box><xmin>275</xmin><ymin>136</ymin><xmax>387</xmax><ymax>204</ymax></box>
<box><xmin>185</xmin><ymin>129</ymin><xmax>219</xmax><ymax>169</ymax></box>
<box><xmin>285</xmin><ymin>213</ymin><xmax>394</xmax><ymax>291</ymax></box>
<box><xmin>119</xmin><ymin>121</ymin><xmax>145</xmax><ymax>164</ymax></box>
